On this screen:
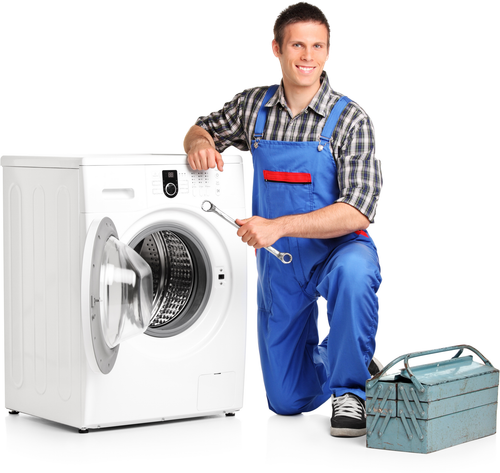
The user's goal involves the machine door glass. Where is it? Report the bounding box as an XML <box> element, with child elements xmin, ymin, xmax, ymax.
<box><xmin>82</xmin><ymin>217</ymin><xmax>153</xmax><ymax>374</ymax></box>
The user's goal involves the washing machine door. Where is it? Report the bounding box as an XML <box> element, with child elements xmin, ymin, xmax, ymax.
<box><xmin>81</xmin><ymin>217</ymin><xmax>153</xmax><ymax>374</ymax></box>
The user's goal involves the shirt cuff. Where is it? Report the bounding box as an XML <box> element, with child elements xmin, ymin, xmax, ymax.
<box><xmin>335</xmin><ymin>194</ymin><xmax>379</xmax><ymax>223</ymax></box>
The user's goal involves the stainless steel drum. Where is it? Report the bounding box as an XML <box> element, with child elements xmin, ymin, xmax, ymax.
<box><xmin>132</xmin><ymin>227</ymin><xmax>211</xmax><ymax>338</ymax></box>
<box><xmin>139</xmin><ymin>231</ymin><xmax>193</xmax><ymax>327</ymax></box>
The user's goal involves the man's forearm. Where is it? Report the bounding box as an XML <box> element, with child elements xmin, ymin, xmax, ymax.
<box><xmin>236</xmin><ymin>202</ymin><xmax>370</xmax><ymax>249</ymax></box>
<box><xmin>183</xmin><ymin>125</ymin><xmax>215</xmax><ymax>153</ymax></box>
<box><xmin>278</xmin><ymin>202</ymin><xmax>370</xmax><ymax>239</ymax></box>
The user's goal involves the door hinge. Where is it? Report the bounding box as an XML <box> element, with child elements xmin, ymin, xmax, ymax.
<box><xmin>91</xmin><ymin>295</ymin><xmax>101</xmax><ymax>308</ymax></box>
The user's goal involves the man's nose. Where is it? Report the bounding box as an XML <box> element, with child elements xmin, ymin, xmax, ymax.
<box><xmin>301</xmin><ymin>47</ymin><xmax>313</xmax><ymax>61</ymax></box>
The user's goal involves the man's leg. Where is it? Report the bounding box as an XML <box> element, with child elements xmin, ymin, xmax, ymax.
<box><xmin>314</xmin><ymin>238</ymin><xmax>381</xmax><ymax>437</ymax></box>
<box><xmin>257</xmin><ymin>279</ymin><xmax>331</xmax><ymax>415</ymax></box>
<box><xmin>316</xmin><ymin>239</ymin><xmax>381</xmax><ymax>400</ymax></box>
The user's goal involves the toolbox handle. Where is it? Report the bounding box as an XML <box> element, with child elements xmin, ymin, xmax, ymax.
<box><xmin>366</xmin><ymin>345</ymin><xmax>493</xmax><ymax>393</ymax></box>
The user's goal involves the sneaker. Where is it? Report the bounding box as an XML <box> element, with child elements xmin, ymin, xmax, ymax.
<box><xmin>368</xmin><ymin>357</ymin><xmax>383</xmax><ymax>377</ymax></box>
<box><xmin>330</xmin><ymin>393</ymin><xmax>366</xmax><ymax>437</ymax></box>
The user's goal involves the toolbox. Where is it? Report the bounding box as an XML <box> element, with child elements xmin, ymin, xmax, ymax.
<box><xmin>365</xmin><ymin>345</ymin><xmax>498</xmax><ymax>453</ymax></box>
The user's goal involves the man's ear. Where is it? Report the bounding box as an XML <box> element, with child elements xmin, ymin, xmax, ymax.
<box><xmin>272</xmin><ymin>39</ymin><xmax>281</xmax><ymax>58</ymax></box>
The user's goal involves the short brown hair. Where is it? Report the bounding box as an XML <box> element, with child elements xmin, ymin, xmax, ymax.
<box><xmin>274</xmin><ymin>3</ymin><xmax>330</xmax><ymax>52</ymax></box>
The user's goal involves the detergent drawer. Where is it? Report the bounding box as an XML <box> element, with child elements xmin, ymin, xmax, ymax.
<box><xmin>365</xmin><ymin>345</ymin><xmax>499</xmax><ymax>454</ymax></box>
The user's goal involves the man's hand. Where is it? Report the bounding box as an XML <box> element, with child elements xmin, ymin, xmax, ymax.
<box><xmin>188</xmin><ymin>141</ymin><xmax>224</xmax><ymax>172</ymax></box>
<box><xmin>235</xmin><ymin>216</ymin><xmax>283</xmax><ymax>249</ymax></box>
<box><xmin>184</xmin><ymin>125</ymin><xmax>224</xmax><ymax>172</ymax></box>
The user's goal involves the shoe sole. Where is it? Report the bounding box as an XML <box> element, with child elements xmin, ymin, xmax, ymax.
<box><xmin>330</xmin><ymin>426</ymin><xmax>367</xmax><ymax>438</ymax></box>
<box><xmin>368</xmin><ymin>357</ymin><xmax>384</xmax><ymax>377</ymax></box>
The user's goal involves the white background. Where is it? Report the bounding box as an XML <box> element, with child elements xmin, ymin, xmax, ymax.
<box><xmin>0</xmin><ymin>135</ymin><xmax>500</xmax><ymax>473</ymax></box>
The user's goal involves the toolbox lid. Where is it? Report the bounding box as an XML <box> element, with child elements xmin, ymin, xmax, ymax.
<box><xmin>400</xmin><ymin>355</ymin><xmax>498</xmax><ymax>386</ymax></box>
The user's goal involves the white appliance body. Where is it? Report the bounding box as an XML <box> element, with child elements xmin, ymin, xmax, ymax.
<box><xmin>2</xmin><ymin>154</ymin><xmax>247</xmax><ymax>431</ymax></box>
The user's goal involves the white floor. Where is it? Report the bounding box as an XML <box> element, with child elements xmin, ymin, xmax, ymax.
<box><xmin>0</xmin><ymin>135</ymin><xmax>500</xmax><ymax>473</ymax></box>
<box><xmin>3</xmin><ymin>387</ymin><xmax>498</xmax><ymax>472</ymax></box>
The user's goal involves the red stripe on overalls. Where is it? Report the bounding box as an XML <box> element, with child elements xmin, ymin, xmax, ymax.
<box><xmin>355</xmin><ymin>230</ymin><xmax>369</xmax><ymax>238</ymax></box>
<box><xmin>264</xmin><ymin>170</ymin><xmax>311</xmax><ymax>184</ymax></box>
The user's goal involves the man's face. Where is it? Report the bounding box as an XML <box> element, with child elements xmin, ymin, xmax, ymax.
<box><xmin>272</xmin><ymin>21</ymin><xmax>329</xmax><ymax>94</ymax></box>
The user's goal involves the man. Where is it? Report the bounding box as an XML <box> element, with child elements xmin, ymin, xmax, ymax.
<box><xmin>184</xmin><ymin>2</ymin><xmax>382</xmax><ymax>438</ymax></box>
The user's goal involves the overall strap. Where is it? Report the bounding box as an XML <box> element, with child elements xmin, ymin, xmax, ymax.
<box><xmin>254</xmin><ymin>85</ymin><xmax>279</xmax><ymax>140</ymax></box>
<box><xmin>318</xmin><ymin>96</ymin><xmax>352</xmax><ymax>151</ymax></box>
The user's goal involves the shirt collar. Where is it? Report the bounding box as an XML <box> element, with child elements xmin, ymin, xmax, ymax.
<box><xmin>265</xmin><ymin>71</ymin><xmax>332</xmax><ymax>117</ymax></box>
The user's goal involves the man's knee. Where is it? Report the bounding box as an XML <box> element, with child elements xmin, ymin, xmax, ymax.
<box><xmin>339</xmin><ymin>252</ymin><xmax>380</xmax><ymax>290</ymax></box>
<box><xmin>320</xmin><ymin>245</ymin><xmax>381</xmax><ymax>297</ymax></box>
<box><xmin>267</xmin><ymin>390</ymin><xmax>305</xmax><ymax>416</ymax></box>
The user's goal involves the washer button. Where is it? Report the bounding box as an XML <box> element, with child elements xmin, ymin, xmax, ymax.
<box><xmin>165</xmin><ymin>182</ymin><xmax>177</xmax><ymax>196</ymax></box>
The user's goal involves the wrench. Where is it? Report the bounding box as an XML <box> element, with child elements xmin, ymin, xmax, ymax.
<box><xmin>201</xmin><ymin>200</ymin><xmax>292</xmax><ymax>264</ymax></box>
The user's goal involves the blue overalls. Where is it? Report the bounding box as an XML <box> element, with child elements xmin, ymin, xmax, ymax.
<box><xmin>251</xmin><ymin>86</ymin><xmax>381</xmax><ymax>415</ymax></box>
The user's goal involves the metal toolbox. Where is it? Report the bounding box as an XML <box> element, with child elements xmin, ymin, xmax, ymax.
<box><xmin>365</xmin><ymin>345</ymin><xmax>498</xmax><ymax>453</ymax></box>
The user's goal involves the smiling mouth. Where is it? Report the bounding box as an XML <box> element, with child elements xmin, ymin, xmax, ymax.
<box><xmin>297</xmin><ymin>66</ymin><xmax>315</xmax><ymax>73</ymax></box>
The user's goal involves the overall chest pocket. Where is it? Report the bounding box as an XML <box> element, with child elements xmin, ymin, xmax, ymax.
<box><xmin>263</xmin><ymin>170</ymin><xmax>313</xmax><ymax>219</ymax></box>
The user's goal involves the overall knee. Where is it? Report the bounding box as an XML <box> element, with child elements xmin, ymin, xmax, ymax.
<box><xmin>267</xmin><ymin>389</ymin><xmax>306</xmax><ymax>416</ymax></box>
<box><xmin>337</xmin><ymin>250</ymin><xmax>380</xmax><ymax>291</ymax></box>
<box><xmin>319</xmin><ymin>249</ymin><xmax>381</xmax><ymax>300</ymax></box>
<box><xmin>343</xmin><ymin>263</ymin><xmax>379</xmax><ymax>294</ymax></box>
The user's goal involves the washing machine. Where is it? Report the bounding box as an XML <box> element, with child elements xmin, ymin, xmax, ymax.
<box><xmin>2</xmin><ymin>154</ymin><xmax>247</xmax><ymax>432</ymax></box>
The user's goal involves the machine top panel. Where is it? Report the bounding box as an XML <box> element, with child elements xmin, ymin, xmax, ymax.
<box><xmin>1</xmin><ymin>154</ymin><xmax>242</xmax><ymax>168</ymax></box>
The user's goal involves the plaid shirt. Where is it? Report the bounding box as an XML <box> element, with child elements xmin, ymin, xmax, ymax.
<box><xmin>196</xmin><ymin>72</ymin><xmax>382</xmax><ymax>222</ymax></box>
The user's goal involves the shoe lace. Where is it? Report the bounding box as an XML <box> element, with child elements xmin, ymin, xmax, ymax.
<box><xmin>332</xmin><ymin>394</ymin><xmax>365</xmax><ymax>420</ymax></box>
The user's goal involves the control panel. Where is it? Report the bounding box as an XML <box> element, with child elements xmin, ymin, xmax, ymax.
<box><xmin>162</xmin><ymin>170</ymin><xmax>178</xmax><ymax>198</ymax></box>
<box><xmin>149</xmin><ymin>167</ymin><xmax>228</xmax><ymax>199</ymax></box>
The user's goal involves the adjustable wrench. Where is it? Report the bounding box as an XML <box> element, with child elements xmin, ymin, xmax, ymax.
<box><xmin>201</xmin><ymin>200</ymin><xmax>292</xmax><ymax>264</ymax></box>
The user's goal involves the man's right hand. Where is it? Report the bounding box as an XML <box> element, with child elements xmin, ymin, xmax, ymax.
<box><xmin>184</xmin><ymin>125</ymin><xmax>224</xmax><ymax>172</ymax></box>
<box><xmin>187</xmin><ymin>141</ymin><xmax>224</xmax><ymax>172</ymax></box>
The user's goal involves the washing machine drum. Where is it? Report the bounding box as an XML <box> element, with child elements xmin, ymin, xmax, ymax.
<box><xmin>133</xmin><ymin>229</ymin><xmax>210</xmax><ymax>337</ymax></box>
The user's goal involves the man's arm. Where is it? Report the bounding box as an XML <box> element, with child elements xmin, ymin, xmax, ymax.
<box><xmin>184</xmin><ymin>125</ymin><xmax>224</xmax><ymax>172</ymax></box>
<box><xmin>235</xmin><ymin>202</ymin><xmax>369</xmax><ymax>249</ymax></box>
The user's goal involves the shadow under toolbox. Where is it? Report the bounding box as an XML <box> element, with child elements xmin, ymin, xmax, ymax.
<box><xmin>365</xmin><ymin>345</ymin><xmax>498</xmax><ymax>453</ymax></box>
